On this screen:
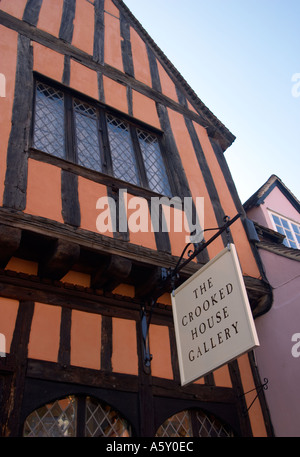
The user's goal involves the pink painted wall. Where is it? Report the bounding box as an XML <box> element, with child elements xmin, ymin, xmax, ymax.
<box><xmin>254</xmin><ymin>249</ymin><xmax>300</xmax><ymax>436</ymax></box>
<box><xmin>247</xmin><ymin>184</ymin><xmax>300</xmax><ymax>436</ymax></box>
<box><xmin>247</xmin><ymin>185</ymin><xmax>300</xmax><ymax>229</ymax></box>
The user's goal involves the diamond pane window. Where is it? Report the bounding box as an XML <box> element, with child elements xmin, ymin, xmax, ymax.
<box><xmin>137</xmin><ymin>129</ymin><xmax>171</xmax><ymax>195</ymax></box>
<box><xmin>156</xmin><ymin>410</ymin><xmax>192</xmax><ymax>437</ymax></box>
<box><xmin>32</xmin><ymin>80</ymin><xmax>174</xmax><ymax>195</ymax></box>
<box><xmin>107</xmin><ymin>114</ymin><xmax>140</xmax><ymax>186</ymax></box>
<box><xmin>196</xmin><ymin>410</ymin><xmax>234</xmax><ymax>437</ymax></box>
<box><xmin>85</xmin><ymin>396</ymin><xmax>131</xmax><ymax>437</ymax></box>
<box><xmin>155</xmin><ymin>409</ymin><xmax>234</xmax><ymax>437</ymax></box>
<box><xmin>271</xmin><ymin>213</ymin><xmax>300</xmax><ymax>249</ymax></box>
<box><xmin>74</xmin><ymin>99</ymin><xmax>102</xmax><ymax>172</ymax></box>
<box><xmin>33</xmin><ymin>82</ymin><xmax>65</xmax><ymax>159</ymax></box>
<box><xmin>23</xmin><ymin>395</ymin><xmax>131</xmax><ymax>437</ymax></box>
<box><xmin>23</xmin><ymin>396</ymin><xmax>77</xmax><ymax>437</ymax></box>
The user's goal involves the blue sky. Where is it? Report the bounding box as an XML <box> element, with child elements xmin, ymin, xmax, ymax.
<box><xmin>124</xmin><ymin>0</ymin><xmax>300</xmax><ymax>204</ymax></box>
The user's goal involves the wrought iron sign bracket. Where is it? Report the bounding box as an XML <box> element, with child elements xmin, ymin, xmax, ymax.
<box><xmin>141</xmin><ymin>213</ymin><xmax>242</xmax><ymax>369</ymax></box>
<box><xmin>239</xmin><ymin>378</ymin><xmax>269</xmax><ymax>415</ymax></box>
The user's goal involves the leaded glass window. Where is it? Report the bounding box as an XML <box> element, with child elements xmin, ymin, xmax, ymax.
<box><xmin>32</xmin><ymin>80</ymin><xmax>172</xmax><ymax>195</ymax></box>
<box><xmin>23</xmin><ymin>395</ymin><xmax>131</xmax><ymax>437</ymax></box>
<box><xmin>137</xmin><ymin>129</ymin><xmax>171</xmax><ymax>195</ymax></box>
<box><xmin>33</xmin><ymin>82</ymin><xmax>65</xmax><ymax>159</ymax></box>
<box><xmin>155</xmin><ymin>409</ymin><xmax>234</xmax><ymax>437</ymax></box>
<box><xmin>156</xmin><ymin>410</ymin><xmax>192</xmax><ymax>437</ymax></box>
<box><xmin>23</xmin><ymin>396</ymin><xmax>76</xmax><ymax>437</ymax></box>
<box><xmin>85</xmin><ymin>396</ymin><xmax>130</xmax><ymax>437</ymax></box>
<box><xmin>195</xmin><ymin>410</ymin><xmax>234</xmax><ymax>437</ymax></box>
<box><xmin>74</xmin><ymin>99</ymin><xmax>102</xmax><ymax>172</ymax></box>
<box><xmin>107</xmin><ymin>114</ymin><xmax>140</xmax><ymax>186</ymax></box>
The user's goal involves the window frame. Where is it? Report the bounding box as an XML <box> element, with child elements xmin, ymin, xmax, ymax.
<box><xmin>31</xmin><ymin>75</ymin><xmax>174</xmax><ymax>197</ymax></box>
<box><xmin>269</xmin><ymin>210</ymin><xmax>300</xmax><ymax>249</ymax></box>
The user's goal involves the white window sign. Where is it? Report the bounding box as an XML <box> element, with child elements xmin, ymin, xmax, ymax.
<box><xmin>171</xmin><ymin>244</ymin><xmax>259</xmax><ymax>386</ymax></box>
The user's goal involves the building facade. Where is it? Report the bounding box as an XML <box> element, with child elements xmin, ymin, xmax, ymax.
<box><xmin>244</xmin><ymin>175</ymin><xmax>300</xmax><ymax>437</ymax></box>
<box><xmin>0</xmin><ymin>0</ymin><xmax>273</xmax><ymax>437</ymax></box>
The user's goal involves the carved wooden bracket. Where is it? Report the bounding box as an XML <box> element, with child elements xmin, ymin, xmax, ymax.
<box><xmin>91</xmin><ymin>255</ymin><xmax>132</xmax><ymax>292</ymax></box>
<box><xmin>0</xmin><ymin>224</ymin><xmax>22</xmax><ymax>268</ymax></box>
<box><xmin>38</xmin><ymin>239</ymin><xmax>80</xmax><ymax>280</ymax></box>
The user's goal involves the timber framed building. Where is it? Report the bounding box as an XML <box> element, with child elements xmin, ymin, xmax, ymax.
<box><xmin>0</xmin><ymin>0</ymin><xmax>273</xmax><ymax>437</ymax></box>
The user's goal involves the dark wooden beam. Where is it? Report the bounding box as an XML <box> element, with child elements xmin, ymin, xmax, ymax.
<box><xmin>91</xmin><ymin>254</ymin><xmax>132</xmax><ymax>291</ymax></box>
<box><xmin>38</xmin><ymin>239</ymin><xmax>80</xmax><ymax>280</ymax></box>
<box><xmin>0</xmin><ymin>225</ymin><xmax>22</xmax><ymax>268</ymax></box>
<box><xmin>0</xmin><ymin>301</ymin><xmax>34</xmax><ymax>437</ymax></box>
<box><xmin>59</xmin><ymin>0</ymin><xmax>76</xmax><ymax>43</ymax></box>
<box><xmin>26</xmin><ymin>359</ymin><xmax>139</xmax><ymax>392</ymax></box>
<box><xmin>135</xmin><ymin>266</ymin><xmax>166</xmax><ymax>299</ymax></box>
<box><xmin>3</xmin><ymin>34</ymin><xmax>33</xmax><ymax>211</ymax></box>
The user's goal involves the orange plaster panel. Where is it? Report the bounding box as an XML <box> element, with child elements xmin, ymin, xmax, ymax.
<box><xmin>78</xmin><ymin>176</ymin><xmax>114</xmax><ymax>236</ymax></box>
<box><xmin>158</xmin><ymin>293</ymin><xmax>171</xmax><ymax>306</ymax></box>
<box><xmin>104</xmin><ymin>0</ymin><xmax>120</xmax><ymax>17</ymax></box>
<box><xmin>193</xmin><ymin>377</ymin><xmax>205</xmax><ymax>385</ymax></box>
<box><xmin>193</xmin><ymin>122</ymin><xmax>260</xmax><ymax>278</ymax></box>
<box><xmin>71</xmin><ymin>310</ymin><xmax>101</xmax><ymax>370</ymax></box>
<box><xmin>130</xmin><ymin>27</ymin><xmax>152</xmax><ymax>87</ymax></box>
<box><xmin>167</xmin><ymin>108</ymin><xmax>224</xmax><ymax>260</ymax></box>
<box><xmin>33</xmin><ymin>42</ymin><xmax>64</xmax><ymax>83</ymax></box>
<box><xmin>157</xmin><ymin>60</ymin><xmax>178</xmax><ymax>103</ymax></box>
<box><xmin>213</xmin><ymin>365</ymin><xmax>232</xmax><ymax>388</ymax></box>
<box><xmin>0</xmin><ymin>297</ymin><xmax>19</xmax><ymax>354</ymax></box>
<box><xmin>126</xmin><ymin>193</ymin><xmax>157</xmax><ymax>250</ymax></box>
<box><xmin>5</xmin><ymin>257</ymin><xmax>38</xmax><ymax>275</ymax></box>
<box><xmin>104</xmin><ymin>10</ymin><xmax>123</xmax><ymax>72</ymax></box>
<box><xmin>113</xmin><ymin>284</ymin><xmax>135</xmax><ymax>298</ymax></box>
<box><xmin>187</xmin><ymin>100</ymin><xmax>198</xmax><ymax>115</ymax></box>
<box><xmin>132</xmin><ymin>91</ymin><xmax>160</xmax><ymax>130</ymax></box>
<box><xmin>0</xmin><ymin>0</ymin><xmax>27</xmax><ymax>19</ymax></box>
<box><xmin>24</xmin><ymin>159</ymin><xmax>63</xmax><ymax>223</ymax></box>
<box><xmin>103</xmin><ymin>76</ymin><xmax>128</xmax><ymax>113</ymax></box>
<box><xmin>61</xmin><ymin>271</ymin><xmax>91</xmax><ymax>288</ymax></box>
<box><xmin>238</xmin><ymin>354</ymin><xmax>267</xmax><ymax>437</ymax></box>
<box><xmin>72</xmin><ymin>0</ymin><xmax>94</xmax><ymax>55</ymax></box>
<box><xmin>37</xmin><ymin>0</ymin><xmax>64</xmax><ymax>38</ymax></box>
<box><xmin>0</xmin><ymin>26</ymin><xmax>18</xmax><ymax>205</ymax></box>
<box><xmin>28</xmin><ymin>303</ymin><xmax>61</xmax><ymax>362</ymax></box>
<box><xmin>112</xmin><ymin>318</ymin><xmax>138</xmax><ymax>375</ymax></box>
<box><xmin>149</xmin><ymin>324</ymin><xmax>173</xmax><ymax>379</ymax></box>
<box><xmin>70</xmin><ymin>59</ymin><xmax>99</xmax><ymax>100</ymax></box>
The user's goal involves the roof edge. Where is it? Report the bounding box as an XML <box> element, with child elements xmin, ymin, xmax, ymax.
<box><xmin>244</xmin><ymin>174</ymin><xmax>300</xmax><ymax>213</ymax></box>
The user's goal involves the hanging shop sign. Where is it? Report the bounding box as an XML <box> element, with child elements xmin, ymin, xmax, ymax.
<box><xmin>171</xmin><ymin>243</ymin><xmax>259</xmax><ymax>386</ymax></box>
